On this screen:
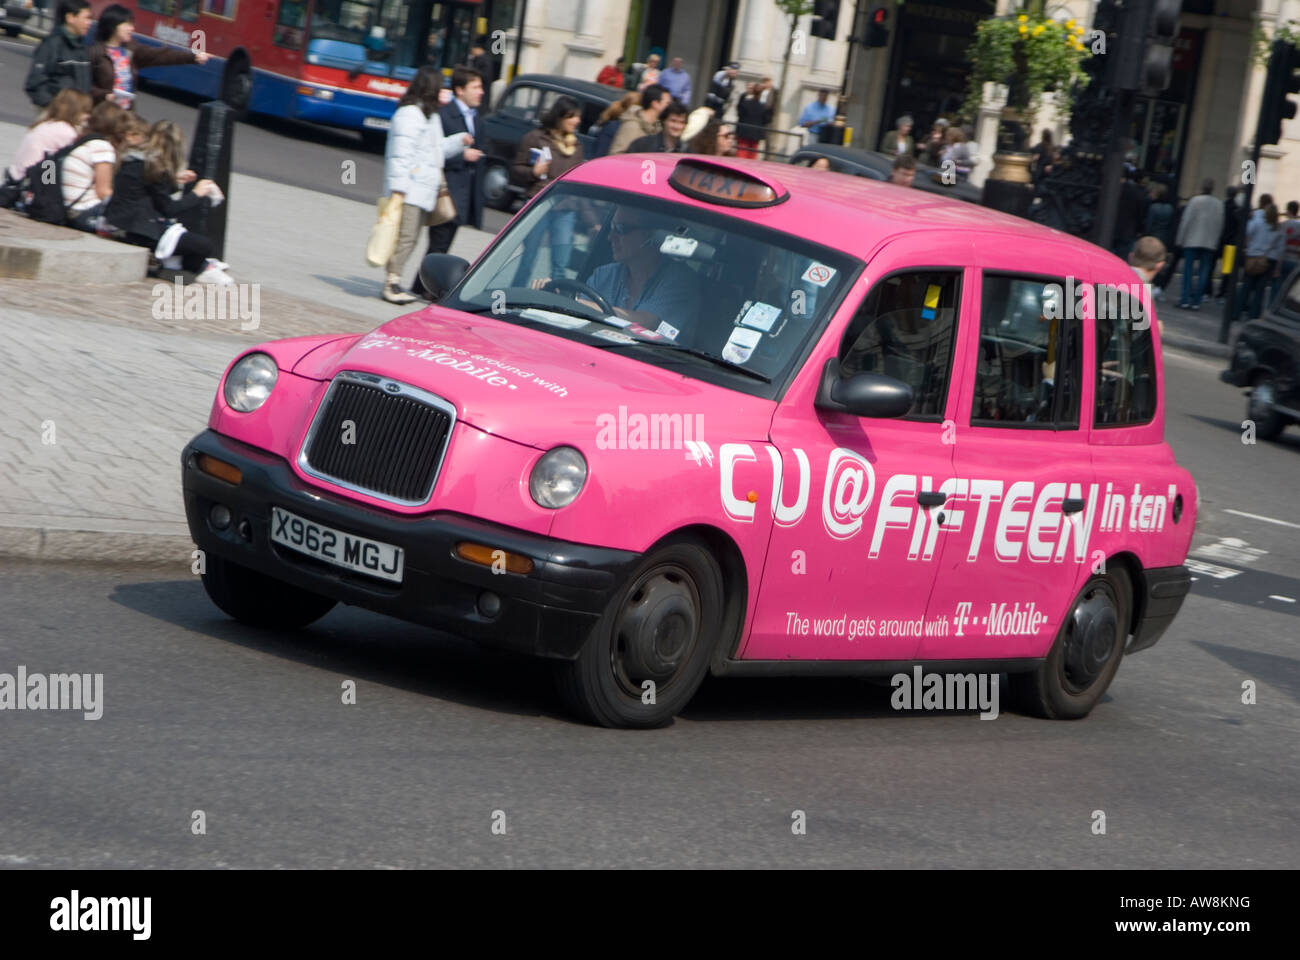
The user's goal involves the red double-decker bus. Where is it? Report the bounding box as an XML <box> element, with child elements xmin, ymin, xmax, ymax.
<box><xmin>117</xmin><ymin>0</ymin><xmax>510</xmax><ymax>143</ymax></box>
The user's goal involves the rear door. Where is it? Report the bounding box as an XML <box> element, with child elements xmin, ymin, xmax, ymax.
<box><xmin>921</xmin><ymin>249</ymin><xmax>1098</xmax><ymax>660</ymax></box>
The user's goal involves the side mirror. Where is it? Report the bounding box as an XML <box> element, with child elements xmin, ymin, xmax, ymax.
<box><xmin>418</xmin><ymin>254</ymin><xmax>469</xmax><ymax>301</ymax></box>
<box><xmin>814</xmin><ymin>357</ymin><xmax>914</xmax><ymax>419</ymax></box>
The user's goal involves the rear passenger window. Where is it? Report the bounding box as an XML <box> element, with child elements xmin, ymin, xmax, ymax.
<box><xmin>1096</xmin><ymin>290</ymin><xmax>1156</xmax><ymax>426</ymax></box>
<box><xmin>973</xmin><ymin>274</ymin><xmax>1081</xmax><ymax>428</ymax></box>
<box><xmin>500</xmin><ymin>85</ymin><xmax>541</xmax><ymax>121</ymax></box>
<box><xmin>838</xmin><ymin>271</ymin><xmax>961</xmax><ymax>420</ymax></box>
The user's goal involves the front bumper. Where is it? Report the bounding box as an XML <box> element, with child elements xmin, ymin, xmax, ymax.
<box><xmin>1219</xmin><ymin>367</ymin><xmax>1250</xmax><ymax>388</ymax></box>
<box><xmin>1126</xmin><ymin>565</ymin><xmax>1191</xmax><ymax>654</ymax></box>
<box><xmin>182</xmin><ymin>429</ymin><xmax>641</xmax><ymax>659</ymax></box>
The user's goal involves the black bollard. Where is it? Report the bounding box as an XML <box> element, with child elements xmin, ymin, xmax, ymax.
<box><xmin>186</xmin><ymin>101</ymin><xmax>235</xmax><ymax>261</ymax></box>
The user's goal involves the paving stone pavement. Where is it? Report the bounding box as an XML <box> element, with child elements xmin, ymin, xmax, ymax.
<box><xmin>0</xmin><ymin>279</ymin><xmax>378</xmax><ymax>564</ymax></box>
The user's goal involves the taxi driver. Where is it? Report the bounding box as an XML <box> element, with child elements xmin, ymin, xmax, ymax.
<box><xmin>536</xmin><ymin>208</ymin><xmax>701</xmax><ymax>334</ymax></box>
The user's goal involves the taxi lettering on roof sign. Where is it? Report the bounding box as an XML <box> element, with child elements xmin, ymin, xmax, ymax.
<box><xmin>182</xmin><ymin>153</ymin><xmax>1195</xmax><ymax>729</ymax></box>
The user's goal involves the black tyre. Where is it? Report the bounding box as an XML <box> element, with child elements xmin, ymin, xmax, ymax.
<box><xmin>359</xmin><ymin>128</ymin><xmax>387</xmax><ymax>152</ymax></box>
<box><xmin>1248</xmin><ymin>374</ymin><xmax>1286</xmax><ymax>441</ymax></box>
<box><xmin>220</xmin><ymin>55</ymin><xmax>252</xmax><ymax>116</ymax></box>
<box><xmin>4</xmin><ymin>26</ymin><xmax>20</xmax><ymax>37</ymax></box>
<box><xmin>481</xmin><ymin>161</ymin><xmax>512</xmax><ymax>210</ymax></box>
<box><xmin>1010</xmin><ymin>569</ymin><xmax>1131</xmax><ymax>719</ymax></box>
<box><xmin>553</xmin><ymin>538</ymin><xmax>726</xmax><ymax>728</ymax></box>
<box><xmin>201</xmin><ymin>552</ymin><xmax>336</xmax><ymax>629</ymax></box>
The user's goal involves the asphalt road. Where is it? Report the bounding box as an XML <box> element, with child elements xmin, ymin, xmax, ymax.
<box><xmin>0</xmin><ymin>34</ymin><xmax>512</xmax><ymax>232</ymax></box>
<box><xmin>1</xmin><ymin>349</ymin><xmax>1297</xmax><ymax>869</ymax></box>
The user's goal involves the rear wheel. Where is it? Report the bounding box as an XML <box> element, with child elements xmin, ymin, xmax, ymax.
<box><xmin>481</xmin><ymin>160</ymin><xmax>512</xmax><ymax>210</ymax></box>
<box><xmin>201</xmin><ymin>553</ymin><xmax>336</xmax><ymax>629</ymax></box>
<box><xmin>1248</xmin><ymin>374</ymin><xmax>1286</xmax><ymax>441</ymax></box>
<box><xmin>553</xmin><ymin>539</ymin><xmax>725</xmax><ymax>728</ymax></box>
<box><xmin>1010</xmin><ymin>570</ymin><xmax>1131</xmax><ymax>719</ymax></box>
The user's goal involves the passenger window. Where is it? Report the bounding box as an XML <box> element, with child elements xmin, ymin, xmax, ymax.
<box><xmin>500</xmin><ymin>85</ymin><xmax>540</xmax><ymax>121</ymax></box>
<box><xmin>274</xmin><ymin>0</ymin><xmax>307</xmax><ymax>49</ymax></box>
<box><xmin>1096</xmin><ymin>290</ymin><xmax>1156</xmax><ymax>426</ymax></box>
<box><xmin>138</xmin><ymin>0</ymin><xmax>171</xmax><ymax>11</ymax></box>
<box><xmin>973</xmin><ymin>274</ymin><xmax>1081</xmax><ymax>428</ymax></box>
<box><xmin>178</xmin><ymin>0</ymin><xmax>199</xmax><ymax>21</ymax></box>
<box><xmin>838</xmin><ymin>271</ymin><xmax>961</xmax><ymax>420</ymax></box>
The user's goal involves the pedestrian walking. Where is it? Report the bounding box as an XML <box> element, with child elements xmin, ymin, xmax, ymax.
<box><xmin>608</xmin><ymin>84</ymin><xmax>670</xmax><ymax>156</ymax></box>
<box><xmin>1275</xmin><ymin>200</ymin><xmax>1300</xmax><ymax>301</ymax></box>
<box><xmin>1030</xmin><ymin>129</ymin><xmax>1054</xmax><ymax>182</ymax></box>
<box><xmin>940</xmin><ymin>127</ymin><xmax>975</xmax><ymax>181</ymax></box>
<box><xmin>511</xmin><ymin>96</ymin><xmax>587</xmax><ymax>284</ymax></box>
<box><xmin>106</xmin><ymin>119</ymin><xmax>232</xmax><ymax>282</ymax></box>
<box><xmin>379</xmin><ymin>66</ymin><xmax>472</xmax><ymax>304</ymax></box>
<box><xmin>881</xmin><ymin>115</ymin><xmax>914</xmax><ymax>156</ymax></box>
<box><xmin>1174</xmin><ymin>178</ymin><xmax>1224</xmax><ymax>310</ymax></box>
<box><xmin>89</xmin><ymin>4</ymin><xmax>209</xmax><ymax>108</ymax></box>
<box><xmin>590</xmin><ymin>92</ymin><xmax>639</xmax><ymax>159</ymax></box>
<box><xmin>1213</xmin><ymin>184</ymin><xmax>1243</xmax><ymax>301</ymax></box>
<box><xmin>705</xmin><ymin>62</ymin><xmax>739</xmax><ymax>116</ymax></box>
<box><xmin>6</xmin><ymin>89</ymin><xmax>91</xmax><ymax>183</ymax></box>
<box><xmin>686</xmin><ymin>119</ymin><xmax>736</xmax><ymax>156</ymax></box>
<box><xmin>409</xmin><ymin>66</ymin><xmax>485</xmax><ymax>300</ymax></box>
<box><xmin>1144</xmin><ymin>182</ymin><xmax>1176</xmax><ymax>298</ymax></box>
<box><xmin>58</xmin><ymin>100</ymin><xmax>132</xmax><ymax>232</ymax></box>
<box><xmin>797</xmin><ymin>90</ymin><xmax>835</xmax><ymax>141</ymax></box>
<box><xmin>25</xmin><ymin>0</ymin><xmax>93</xmax><ymax>109</ymax></box>
<box><xmin>921</xmin><ymin>118</ymin><xmax>949</xmax><ymax>166</ymax></box>
<box><xmin>1111</xmin><ymin>167</ymin><xmax>1149</xmax><ymax>261</ymax></box>
<box><xmin>597</xmin><ymin>57</ymin><xmax>627</xmax><ymax>89</ymax></box>
<box><xmin>467</xmin><ymin>37</ymin><xmax>495</xmax><ymax>93</ymax></box>
<box><xmin>659</xmin><ymin>57</ymin><xmax>692</xmax><ymax>106</ymax></box>
<box><xmin>636</xmin><ymin>54</ymin><xmax>662</xmax><ymax>91</ymax></box>
<box><xmin>735</xmin><ymin>83</ymin><xmax>771</xmax><ymax>159</ymax></box>
<box><xmin>627</xmin><ymin>101</ymin><xmax>689</xmax><ymax>153</ymax></box>
<box><xmin>1239</xmin><ymin>203</ymin><xmax>1285</xmax><ymax>320</ymax></box>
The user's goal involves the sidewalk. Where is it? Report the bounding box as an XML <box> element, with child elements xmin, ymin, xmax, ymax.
<box><xmin>1157</xmin><ymin>296</ymin><xmax>1234</xmax><ymax>360</ymax></box>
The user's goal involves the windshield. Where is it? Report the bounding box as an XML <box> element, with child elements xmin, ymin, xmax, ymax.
<box><xmin>444</xmin><ymin>183</ymin><xmax>861</xmax><ymax>398</ymax></box>
<box><xmin>308</xmin><ymin>0</ymin><xmax>424</xmax><ymax>78</ymax></box>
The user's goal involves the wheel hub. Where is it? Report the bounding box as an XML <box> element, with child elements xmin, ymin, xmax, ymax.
<box><xmin>1251</xmin><ymin>381</ymin><xmax>1275</xmax><ymax>418</ymax></box>
<box><xmin>614</xmin><ymin>571</ymin><xmax>698</xmax><ymax>686</ymax></box>
<box><xmin>1063</xmin><ymin>587</ymin><xmax>1118</xmax><ymax>690</ymax></box>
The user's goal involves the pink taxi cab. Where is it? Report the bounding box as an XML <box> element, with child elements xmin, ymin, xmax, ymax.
<box><xmin>182</xmin><ymin>156</ymin><xmax>1196</xmax><ymax>728</ymax></box>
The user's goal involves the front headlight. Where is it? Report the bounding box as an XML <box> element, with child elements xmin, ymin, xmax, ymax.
<box><xmin>529</xmin><ymin>446</ymin><xmax>587</xmax><ymax>508</ymax></box>
<box><xmin>223</xmin><ymin>352</ymin><xmax>278</xmax><ymax>412</ymax></box>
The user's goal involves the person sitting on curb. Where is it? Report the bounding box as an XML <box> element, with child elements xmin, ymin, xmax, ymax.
<box><xmin>59</xmin><ymin>100</ymin><xmax>132</xmax><ymax>233</ymax></box>
<box><xmin>106</xmin><ymin>119</ymin><xmax>232</xmax><ymax>284</ymax></box>
<box><xmin>608</xmin><ymin>85</ymin><xmax>670</xmax><ymax>156</ymax></box>
<box><xmin>6</xmin><ymin>89</ymin><xmax>91</xmax><ymax>183</ymax></box>
<box><xmin>89</xmin><ymin>4</ymin><xmax>210</xmax><ymax>109</ymax></box>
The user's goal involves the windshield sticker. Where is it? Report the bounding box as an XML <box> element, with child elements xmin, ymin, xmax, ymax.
<box><xmin>922</xmin><ymin>284</ymin><xmax>941</xmax><ymax>321</ymax></box>
<box><xmin>660</xmin><ymin>235</ymin><xmax>698</xmax><ymax>258</ymax></box>
<box><xmin>656</xmin><ymin>320</ymin><xmax>680</xmax><ymax>341</ymax></box>
<box><xmin>721</xmin><ymin>327</ymin><xmax>762</xmax><ymax>364</ymax></box>
<box><xmin>627</xmin><ymin>323</ymin><xmax>663</xmax><ymax>340</ymax></box>
<box><xmin>592</xmin><ymin>328</ymin><xmax>636</xmax><ymax>345</ymax></box>
<box><xmin>738</xmin><ymin>301</ymin><xmax>782</xmax><ymax>332</ymax></box>
<box><xmin>519</xmin><ymin>308</ymin><xmax>589</xmax><ymax>330</ymax></box>
<box><xmin>802</xmin><ymin>263</ymin><xmax>835</xmax><ymax>288</ymax></box>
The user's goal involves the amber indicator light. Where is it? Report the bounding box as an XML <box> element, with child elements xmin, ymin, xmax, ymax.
<box><xmin>197</xmin><ymin>454</ymin><xmax>242</xmax><ymax>485</ymax></box>
<box><xmin>456</xmin><ymin>542</ymin><xmax>535</xmax><ymax>574</ymax></box>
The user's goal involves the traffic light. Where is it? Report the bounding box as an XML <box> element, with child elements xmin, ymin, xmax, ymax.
<box><xmin>810</xmin><ymin>0</ymin><xmax>839</xmax><ymax>41</ymax></box>
<box><xmin>1259</xmin><ymin>37</ymin><xmax>1300</xmax><ymax>147</ymax></box>
<box><xmin>1112</xmin><ymin>0</ymin><xmax>1182</xmax><ymax>92</ymax></box>
<box><xmin>1143</xmin><ymin>0</ymin><xmax>1182</xmax><ymax>91</ymax></box>
<box><xmin>864</xmin><ymin>6</ymin><xmax>889</xmax><ymax>48</ymax></box>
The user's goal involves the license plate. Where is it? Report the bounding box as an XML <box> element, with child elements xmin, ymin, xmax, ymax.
<box><xmin>362</xmin><ymin>116</ymin><xmax>390</xmax><ymax>129</ymax></box>
<box><xmin>270</xmin><ymin>507</ymin><xmax>404</xmax><ymax>583</ymax></box>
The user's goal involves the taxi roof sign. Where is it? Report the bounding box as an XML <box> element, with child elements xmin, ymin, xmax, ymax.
<box><xmin>668</xmin><ymin>160</ymin><xmax>788</xmax><ymax>208</ymax></box>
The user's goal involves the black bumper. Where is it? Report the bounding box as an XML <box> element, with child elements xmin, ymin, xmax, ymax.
<box><xmin>1126</xmin><ymin>565</ymin><xmax>1191</xmax><ymax>655</ymax></box>
<box><xmin>1219</xmin><ymin>367</ymin><xmax>1250</xmax><ymax>387</ymax></box>
<box><xmin>181</xmin><ymin>429</ymin><xmax>641</xmax><ymax>659</ymax></box>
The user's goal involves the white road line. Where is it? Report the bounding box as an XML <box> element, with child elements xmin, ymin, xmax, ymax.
<box><xmin>1223</xmin><ymin>508</ymin><xmax>1300</xmax><ymax>531</ymax></box>
<box><xmin>1268</xmin><ymin>595</ymin><xmax>1296</xmax><ymax>604</ymax></box>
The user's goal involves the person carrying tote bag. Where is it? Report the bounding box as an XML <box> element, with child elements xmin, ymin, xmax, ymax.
<box><xmin>377</xmin><ymin>67</ymin><xmax>470</xmax><ymax>304</ymax></box>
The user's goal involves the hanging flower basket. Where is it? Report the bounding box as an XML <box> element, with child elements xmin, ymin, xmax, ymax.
<box><xmin>962</xmin><ymin>11</ymin><xmax>1091</xmax><ymax>131</ymax></box>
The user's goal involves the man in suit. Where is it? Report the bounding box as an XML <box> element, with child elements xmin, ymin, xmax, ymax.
<box><xmin>411</xmin><ymin>66</ymin><xmax>485</xmax><ymax>300</ymax></box>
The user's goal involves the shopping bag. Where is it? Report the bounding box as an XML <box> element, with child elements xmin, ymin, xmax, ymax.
<box><xmin>365</xmin><ymin>195</ymin><xmax>402</xmax><ymax>267</ymax></box>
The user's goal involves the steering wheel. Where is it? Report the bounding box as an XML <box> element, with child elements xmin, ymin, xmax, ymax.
<box><xmin>540</xmin><ymin>277</ymin><xmax>617</xmax><ymax>318</ymax></box>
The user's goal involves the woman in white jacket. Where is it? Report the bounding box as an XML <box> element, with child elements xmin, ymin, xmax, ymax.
<box><xmin>381</xmin><ymin>66</ymin><xmax>472</xmax><ymax>304</ymax></box>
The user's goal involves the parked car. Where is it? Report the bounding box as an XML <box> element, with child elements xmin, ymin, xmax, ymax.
<box><xmin>478</xmin><ymin>73</ymin><xmax>622</xmax><ymax>211</ymax></box>
<box><xmin>1221</xmin><ymin>265</ymin><xmax>1300</xmax><ymax>440</ymax></box>
<box><xmin>789</xmin><ymin>143</ymin><xmax>984</xmax><ymax>204</ymax></box>
<box><xmin>183</xmin><ymin>156</ymin><xmax>1195</xmax><ymax>728</ymax></box>
<box><xmin>1</xmin><ymin>0</ymin><xmax>36</xmax><ymax>37</ymax></box>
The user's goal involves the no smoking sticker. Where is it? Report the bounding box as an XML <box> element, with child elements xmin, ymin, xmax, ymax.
<box><xmin>802</xmin><ymin>263</ymin><xmax>835</xmax><ymax>287</ymax></box>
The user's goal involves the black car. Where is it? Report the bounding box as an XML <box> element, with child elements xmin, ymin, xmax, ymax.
<box><xmin>478</xmin><ymin>74</ymin><xmax>622</xmax><ymax>210</ymax></box>
<box><xmin>788</xmin><ymin>143</ymin><xmax>984</xmax><ymax>204</ymax></box>
<box><xmin>1221</xmin><ymin>265</ymin><xmax>1300</xmax><ymax>440</ymax></box>
<box><xmin>1</xmin><ymin>0</ymin><xmax>35</xmax><ymax>37</ymax></box>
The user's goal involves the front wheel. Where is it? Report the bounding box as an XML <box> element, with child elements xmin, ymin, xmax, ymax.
<box><xmin>553</xmin><ymin>539</ymin><xmax>726</xmax><ymax>728</ymax></box>
<box><xmin>480</xmin><ymin>161</ymin><xmax>512</xmax><ymax>210</ymax></box>
<box><xmin>1248</xmin><ymin>375</ymin><xmax>1286</xmax><ymax>441</ymax></box>
<box><xmin>201</xmin><ymin>552</ymin><xmax>337</xmax><ymax>629</ymax></box>
<box><xmin>1010</xmin><ymin>570</ymin><xmax>1131</xmax><ymax>719</ymax></box>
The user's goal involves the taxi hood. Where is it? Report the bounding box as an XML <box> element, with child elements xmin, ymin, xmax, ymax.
<box><xmin>308</xmin><ymin>307</ymin><xmax>776</xmax><ymax>450</ymax></box>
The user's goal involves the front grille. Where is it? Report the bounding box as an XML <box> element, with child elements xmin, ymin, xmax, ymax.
<box><xmin>301</xmin><ymin>374</ymin><xmax>453</xmax><ymax>504</ymax></box>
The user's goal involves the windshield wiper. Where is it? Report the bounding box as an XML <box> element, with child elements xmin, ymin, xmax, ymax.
<box><xmin>592</xmin><ymin>338</ymin><xmax>771</xmax><ymax>383</ymax></box>
<box><xmin>456</xmin><ymin>300</ymin><xmax>628</xmax><ymax>329</ymax></box>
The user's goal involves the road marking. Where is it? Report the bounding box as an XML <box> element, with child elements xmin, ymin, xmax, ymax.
<box><xmin>1223</xmin><ymin>509</ymin><xmax>1300</xmax><ymax>531</ymax></box>
<box><xmin>1268</xmin><ymin>595</ymin><xmax>1296</xmax><ymax>603</ymax></box>
<box><xmin>1190</xmin><ymin>536</ymin><xmax>1267</xmax><ymax>566</ymax></box>
<box><xmin>1185</xmin><ymin>558</ymin><xmax>1242</xmax><ymax>580</ymax></box>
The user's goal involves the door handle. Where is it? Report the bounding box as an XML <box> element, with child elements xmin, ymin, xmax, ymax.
<box><xmin>1062</xmin><ymin>498</ymin><xmax>1086</xmax><ymax>514</ymax></box>
<box><xmin>917</xmin><ymin>491</ymin><xmax>947</xmax><ymax>508</ymax></box>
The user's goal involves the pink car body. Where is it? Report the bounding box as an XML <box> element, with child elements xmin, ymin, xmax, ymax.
<box><xmin>183</xmin><ymin>156</ymin><xmax>1195</xmax><ymax>725</ymax></box>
